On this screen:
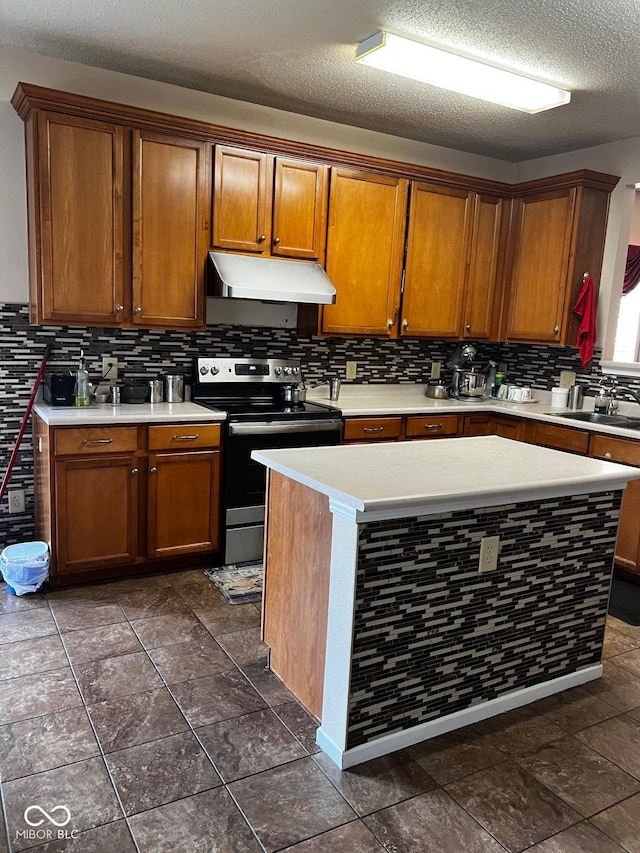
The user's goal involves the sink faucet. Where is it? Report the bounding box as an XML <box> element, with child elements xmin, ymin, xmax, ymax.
<box><xmin>597</xmin><ymin>377</ymin><xmax>640</xmax><ymax>414</ymax></box>
<box><xmin>616</xmin><ymin>385</ymin><xmax>640</xmax><ymax>406</ymax></box>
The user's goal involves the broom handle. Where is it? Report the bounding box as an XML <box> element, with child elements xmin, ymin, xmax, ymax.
<box><xmin>0</xmin><ymin>344</ymin><xmax>53</xmax><ymax>506</ymax></box>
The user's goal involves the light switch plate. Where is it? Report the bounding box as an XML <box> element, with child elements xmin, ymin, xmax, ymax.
<box><xmin>559</xmin><ymin>370</ymin><xmax>576</xmax><ymax>389</ymax></box>
<box><xmin>346</xmin><ymin>361</ymin><xmax>357</xmax><ymax>380</ymax></box>
<box><xmin>430</xmin><ymin>361</ymin><xmax>442</xmax><ymax>379</ymax></box>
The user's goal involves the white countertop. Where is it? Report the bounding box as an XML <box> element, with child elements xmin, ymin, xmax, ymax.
<box><xmin>33</xmin><ymin>400</ymin><xmax>225</xmax><ymax>426</ymax></box>
<box><xmin>307</xmin><ymin>383</ymin><xmax>640</xmax><ymax>440</ymax></box>
<box><xmin>253</xmin><ymin>435</ymin><xmax>640</xmax><ymax>521</ymax></box>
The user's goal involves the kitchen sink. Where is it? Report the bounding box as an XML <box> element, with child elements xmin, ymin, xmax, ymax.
<box><xmin>555</xmin><ymin>412</ymin><xmax>640</xmax><ymax>429</ymax></box>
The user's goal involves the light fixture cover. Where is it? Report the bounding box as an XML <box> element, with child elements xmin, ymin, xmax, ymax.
<box><xmin>355</xmin><ymin>31</ymin><xmax>571</xmax><ymax>114</ymax></box>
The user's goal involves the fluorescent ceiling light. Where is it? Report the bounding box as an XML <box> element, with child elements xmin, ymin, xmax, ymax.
<box><xmin>355</xmin><ymin>31</ymin><xmax>571</xmax><ymax>114</ymax></box>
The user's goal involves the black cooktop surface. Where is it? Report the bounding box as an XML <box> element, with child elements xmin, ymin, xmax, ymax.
<box><xmin>195</xmin><ymin>398</ymin><xmax>341</xmax><ymax>421</ymax></box>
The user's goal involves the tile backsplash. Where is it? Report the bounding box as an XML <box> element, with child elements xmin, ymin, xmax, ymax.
<box><xmin>0</xmin><ymin>301</ymin><xmax>635</xmax><ymax>548</ymax></box>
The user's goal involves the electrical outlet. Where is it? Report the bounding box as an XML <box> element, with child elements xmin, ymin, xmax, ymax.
<box><xmin>559</xmin><ymin>370</ymin><xmax>576</xmax><ymax>389</ymax></box>
<box><xmin>8</xmin><ymin>490</ymin><xmax>25</xmax><ymax>514</ymax></box>
<box><xmin>346</xmin><ymin>361</ymin><xmax>357</xmax><ymax>380</ymax></box>
<box><xmin>479</xmin><ymin>535</ymin><xmax>500</xmax><ymax>572</ymax></box>
<box><xmin>102</xmin><ymin>356</ymin><xmax>118</xmax><ymax>381</ymax></box>
<box><xmin>430</xmin><ymin>361</ymin><xmax>442</xmax><ymax>379</ymax></box>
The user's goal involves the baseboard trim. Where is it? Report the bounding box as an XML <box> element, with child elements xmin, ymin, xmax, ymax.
<box><xmin>316</xmin><ymin>664</ymin><xmax>602</xmax><ymax>769</ymax></box>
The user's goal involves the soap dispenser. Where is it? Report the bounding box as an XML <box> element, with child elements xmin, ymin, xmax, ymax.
<box><xmin>75</xmin><ymin>349</ymin><xmax>90</xmax><ymax>407</ymax></box>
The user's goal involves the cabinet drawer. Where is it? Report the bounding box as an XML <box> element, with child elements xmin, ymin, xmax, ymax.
<box><xmin>533</xmin><ymin>423</ymin><xmax>589</xmax><ymax>455</ymax></box>
<box><xmin>148</xmin><ymin>423</ymin><xmax>221</xmax><ymax>450</ymax></box>
<box><xmin>590</xmin><ymin>434</ymin><xmax>640</xmax><ymax>466</ymax></box>
<box><xmin>54</xmin><ymin>427</ymin><xmax>138</xmax><ymax>456</ymax></box>
<box><xmin>343</xmin><ymin>417</ymin><xmax>403</xmax><ymax>442</ymax></box>
<box><xmin>406</xmin><ymin>414</ymin><xmax>459</xmax><ymax>438</ymax></box>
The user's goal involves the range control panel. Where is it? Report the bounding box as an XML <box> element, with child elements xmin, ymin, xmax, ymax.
<box><xmin>194</xmin><ymin>357</ymin><xmax>302</xmax><ymax>384</ymax></box>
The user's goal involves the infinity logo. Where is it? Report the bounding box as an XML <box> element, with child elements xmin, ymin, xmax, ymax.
<box><xmin>24</xmin><ymin>805</ymin><xmax>71</xmax><ymax>828</ymax></box>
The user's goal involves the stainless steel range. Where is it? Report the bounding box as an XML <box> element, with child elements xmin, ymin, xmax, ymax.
<box><xmin>192</xmin><ymin>357</ymin><xmax>342</xmax><ymax>564</ymax></box>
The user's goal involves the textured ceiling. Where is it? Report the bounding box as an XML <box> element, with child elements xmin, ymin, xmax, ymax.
<box><xmin>2</xmin><ymin>0</ymin><xmax>640</xmax><ymax>162</ymax></box>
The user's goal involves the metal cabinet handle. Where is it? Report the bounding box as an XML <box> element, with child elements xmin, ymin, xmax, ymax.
<box><xmin>116</xmin><ymin>305</ymin><xmax>124</xmax><ymax>312</ymax></box>
<box><xmin>134</xmin><ymin>307</ymin><xmax>142</xmax><ymax>314</ymax></box>
<box><xmin>387</xmin><ymin>319</ymin><xmax>393</xmax><ymax>328</ymax></box>
<box><xmin>172</xmin><ymin>434</ymin><xmax>199</xmax><ymax>441</ymax></box>
<box><xmin>363</xmin><ymin>427</ymin><xmax>384</xmax><ymax>433</ymax></box>
<box><xmin>131</xmin><ymin>468</ymin><xmax>139</xmax><ymax>475</ymax></box>
<box><xmin>604</xmin><ymin>452</ymin><xmax>612</xmax><ymax>459</ymax></box>
<box><xmin>273</xmin><ymin>237</ymin><xmax>280</xmax><ymax>245</ymax></box>
<box><xmin>553</xmin><ymin>326</ymin><xmax>559</xmax><ymax>334</ymax></box>
<box><xmin>149</xmin><ymin>466</ymin><xmax>157</xmax><ymax>474</ymax></box>
<box><xmin>465</xmin><ymin>323</ymin><xmax>471</xmax><ymax>331</ymax></box>
<box><xmin>424</xmin><ymin>424</ymin><xmax>442</xmax><ymax>430</ymax></box>
<box><xmin>82</xmin><ymin>438</ymin><xmax>113</xmax><ymax>445</ymax></box>
<box><xmin>258</xmin><ymin>234</ymin><xmax>266</xmax><ymax>243</ymax></box>
<box><xmin>402</xmin><ymin>320</ymin><xmax>409</xmax><ymax>329</ymax></box>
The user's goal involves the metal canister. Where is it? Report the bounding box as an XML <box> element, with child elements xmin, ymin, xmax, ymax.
<box><xmin>148</xmin><ymin>378</ymin><xmax>163</xmax><ymax>403</ymax></box>
<box><xmin>163</xmin><ymin>373</ymin><xmax>185</xmax><ymax>403</ymax></box>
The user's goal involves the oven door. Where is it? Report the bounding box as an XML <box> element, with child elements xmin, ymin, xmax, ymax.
<box><xmin>223</xmin><ymin>419</ymin><xmax>342</xmax><ymax>564</ymax></box>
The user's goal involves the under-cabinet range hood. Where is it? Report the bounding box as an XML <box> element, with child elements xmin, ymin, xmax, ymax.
<box><xmin>208</xmin><ymin>252</ymin><xmax>336</xmax><ymax>305</ymax></box>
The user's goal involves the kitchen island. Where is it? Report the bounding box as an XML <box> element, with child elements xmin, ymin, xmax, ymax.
<box><xmin>253</xmin><ymin>436</ymin><xmax>640</xmax><ymax>768</ymax></box>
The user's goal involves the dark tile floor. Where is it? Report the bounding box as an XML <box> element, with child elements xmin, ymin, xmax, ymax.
<box><xmin>1</xmin><ymin>569</ymin><xmax>640</xmax><ymax>851</ymax></box>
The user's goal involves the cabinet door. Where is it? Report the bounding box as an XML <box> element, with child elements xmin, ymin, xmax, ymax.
<box><xmin>322</xmin><ymin>169</ymin><xmax>407</xmax><ymax>336</ymax></box>
<box><xmin>616</xmin><ymin>481</ymin><xmax>640</xmax><ymax>574</ymax></box>
<box><xmin>147</xmin><ymin>450</ymin><xmax>220</xmax><ymax>558</ymax></box>
<box><xmin>533</xmin><ymin>422</ymin><xmax>589</xmax><ymax>454</ymax></box>
<box><xmin>54</xmin><ymin>455</ymin><xmax>139</xmax><ymax>575</ymax></box>
<box><xmin>35</xmin><ymin>112</ymin><xmax>125</xmax><ymax>326</ymax></box>
<box><xmin>132</xmin><ymin>130</ymin><xmax>208</xmax><ymax>329</ymax></box>
<box><xmin>212</xmin><ymin>146</ymin><xmax>271</xmax><ymax>253</ymax></box>
<box><xmin>590</xmin><ymin>433</ymin><xmax>640</xmax><ymax>575</ymax></box>
<box><xmin>462</xmin><ymin>414</ymin><xmax>493</xmax><ymax>436</ymax></box>
<box><xmin>464</xmin><ymin>194</ymin><xmax>503</xmax><ymax>340</ymax></box>
<box><xmin>506</xmin><ymin>189</ymin><xmax>575</xmax><ymax>343</ymax></box>
<box><xmin>272</xmin><ymin>158</ymin><xmax>328</xmax><ymax>260</ymax></box>
<box><xmin>402</xmin><ymin>183</ymin><xmax>472</xmax><ymax>338</ymax></box>
<box><xmin>494</xmin><ymin>415</ymin><xmax>525</xmax><ymax>441</ymax></box>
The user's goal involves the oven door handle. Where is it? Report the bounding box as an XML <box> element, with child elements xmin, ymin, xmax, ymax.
<box><xmin>228</xmin><ymin>419</ymin><xmax>343</xmax><ymax>436</ymax></box>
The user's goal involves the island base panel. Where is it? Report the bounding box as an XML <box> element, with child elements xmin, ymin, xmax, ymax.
<box><xmin>345</xmin><ymin>491</ymin><xmax>621</xmax><ymax>751</ymax></box>
<box><xmin>263</xmin><ymin>471</ymin><xmax>333</xmax><ymax>720</ymax></box>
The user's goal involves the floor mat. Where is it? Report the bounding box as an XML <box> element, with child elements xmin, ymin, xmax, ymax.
<box><xmin>609</xmin><ymin>576</ymin><xmax>640</xmax><ymax>626</ymax></box>
<box><xmin>204</xmin><ymin>562</ymin><xmax>263</xmax><ymax>605</ymax></box>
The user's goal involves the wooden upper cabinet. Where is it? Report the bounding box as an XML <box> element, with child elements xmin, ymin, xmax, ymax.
<box><xmin>504</xmin><ymin>172</ymin><xmax>618</xmax><ymax>346</ymax></box>
<box><xmin>212</xmin><ymin>146</ymin><xmax>328</xmax><ymax>260</ymax></box>
<box><xmin>212</xmin><ymin>146</ymin><xmax>272</xmax><ymax>253</ymax></box>
<box><xmin>464</xmin><ymin>194</ymin><xmax>503</xmax><ymax>340</ymax></box>
<box><xmin>401</xmin><ymin>185</ymin><xmax>503</xmax><ymax>340</ymax></box>
<box><xmin>33</xmin><ymin>112</ymin><xmax>125</xmax><ymax>326</ymax></box>
<box><xmin>322</xmin><ymin>168</ymin><xmax>408</xmax><ymax>336</ymax></box>
<box><xmin>272</xmin><ymin>158</ymin><xmax>328</xmax><ymax>260</ymax></box>
<box><xmin>506</xmin><ymin>188</ymin><xmax>574</xmax><ymax>344</ymax></box>
<box><xmin>132</xmin><ymin>130</ymin><xmax>208</xmax><ymax>329</ymax></box>
<box><xmin>402</xmin><ymin>183</ymin><xmax>473</xmax><ymax>338</ymax></box>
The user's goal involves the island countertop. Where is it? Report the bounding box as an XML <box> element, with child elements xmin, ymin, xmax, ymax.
<box><xmin>252</xmin><ymin>434</ymin><xmax>640</xmax><ymax>520</ymax></box>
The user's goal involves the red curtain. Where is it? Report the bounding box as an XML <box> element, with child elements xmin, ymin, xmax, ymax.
<box><xmin>623</xmin><ymin>244</ymin><xmax>640</xmax><ymax>294</ymax></box>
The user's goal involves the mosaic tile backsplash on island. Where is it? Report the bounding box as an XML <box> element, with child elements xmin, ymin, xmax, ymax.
<box><xmin>0</xmin><ymin>301</ymin><xmax>634</xmax><ymax>547</ymax></box>
<box><xmin>347</xmin><ymin>490</ymin><xmax>622</xmax><ymax>749</ymax></box>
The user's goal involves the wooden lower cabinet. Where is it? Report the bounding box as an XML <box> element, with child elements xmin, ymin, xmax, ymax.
<box><xmin>55</xmin><ymin>454</ymin><xmax>139</xmax><ymax>574</ymax></box>
<box><xmin>343</xmin><ymin>415</ymin><xmax>459</xmax><ymax>443</ymax></box>
<box><xmin>147</xmin><ymin>450</ymin><xmax>220</xmax><ymax>558</ymax></box>
<box><xmin>343</xmin><ymin>417</ymin><xmax>403</xmax><ymax>443</ymax></box>
<box><xmin>36</xmin><ymin>417</ymin><xmax>222</xmax><ymax>585</ymax></box>
<box><xmin>462</xmin><ymin>413</ymin><xmax>525</xmax><ymax>440</ymax></box>
<box><xmin>405</xmin><ymin>414</ymin><xmax>458</xmax><ymax>439</ymax></box>
<box><xmin>530</xmin><ymin>422</ymin><xmax>590</xmax><ymax>454</ymax></box>
<box><xmin>590</xmin><ymin>433</ymin><xmax>640</xmax><ymax>578</ymax></box>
